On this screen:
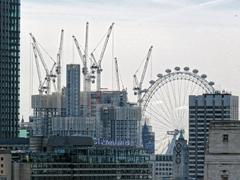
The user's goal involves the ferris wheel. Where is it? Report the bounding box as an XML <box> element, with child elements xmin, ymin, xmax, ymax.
<box><xmin>137</xmin><ymin>67</ymin><xmax>215</xmax><ymax>153</ymax></box>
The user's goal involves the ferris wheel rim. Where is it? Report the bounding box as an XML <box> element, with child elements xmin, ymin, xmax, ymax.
<box><xmin>141</xmin><ymin>68</ymin><xmax>216</xmax><ymax>116</ymax></box>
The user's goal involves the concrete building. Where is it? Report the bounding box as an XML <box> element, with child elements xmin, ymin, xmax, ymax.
<box><xmin>0</xmin><ymin>150</ymin><xmax>12</xmax><ymax>180</ymax></box>
<box><xmin>204</xmin><ymin>120</ymin><xmax>240</xmax><ymax>180</ymax></box>
<box><xmin>172</xmin><ymin>131</ymin><xmax>188</xmax><ymax>180</ymax></box>
<box><xmin>154</xmin><ymin>154</ymin><xmax>173</xmax><ymax>180</ymax></box>
<box><xmin>66</xmin><ymin>64</ymin><xmax>80</xmax><ymax>117</ymax></box>
<box><xmin>142</xmin><ymin>121</ymin><xmax>155</xmax><ymax>154</ymax></box>
<box><xmin>188</xmin><ymin>93</ymin><xmax>239</xmax><ymax>180</ymax></box>
<box><xmin>0</xmin><ymin>0</ymin><xmax>20</xmax><ymax>139</ymax></box>
<box><xmin>98</xmin><ymin>103</ymin><xmax>142</xmax><ymax>146</ymax></box>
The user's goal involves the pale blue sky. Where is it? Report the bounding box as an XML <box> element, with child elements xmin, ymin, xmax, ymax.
<box><xmin>21</xmin><ymin>0</ymin><xmax>240</xmax><ymax>119</ymax></box>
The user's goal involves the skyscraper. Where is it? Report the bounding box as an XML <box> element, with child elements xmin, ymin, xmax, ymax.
<box><xmin>66</xmin><ymin>64</ymin><xmax>80</xmax><ymax>117</ymax></box>
<box><xmin>142</xmin><ymin>121</ymin><xmax>155</xmax><ymax>154</ymax></box>
<box><xmin>188</xmin><ymin>93</ymin><xmax>239</xmax><ymax>180</ymax></box>
<box><xmin>0</xmin><ymin>0</ymin><xmax>20</xmax><ymax>138</ymax></box>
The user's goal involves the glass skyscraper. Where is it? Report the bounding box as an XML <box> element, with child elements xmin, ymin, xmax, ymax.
<box><xmin>66</xmin><ymin>64</ymin><xmax>80</xmax><ymax>117</ymax></box>
<box><xmin>0</xmin><ymin>0</ymin><xmax>20</xmax><ymax>138</ymax></box>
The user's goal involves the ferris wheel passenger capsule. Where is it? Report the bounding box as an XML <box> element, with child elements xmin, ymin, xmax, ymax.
<box><xmin>184</xmin><ymin>67</ymin><xmax>190</xmax><ymax>71</ymax></box>
<box><xmin>157</xmin><ymin>74</ymin><xmax>163</xmax><ymax>78</ymax></box>
<box><xmin>193</xmin><ymin>69</ymin><xmax>199</xmax><ymax>74</ymax></box>
<box><xmin>149</xmin><ymin>80</ymin><xmax>155</xmax><ymax>85</ymax></box>
<box><xmin>165</xmin><ymin>69</ymin><xmax>171</xmax><ymax>74</ymax></box>
<box><xmin>201</xmin><ymin>74</ymin><xmax>207</xmax><ymax>79</ymax></box>
<box><xmin>175</xmin><ymin>67</ymin><xmax>180</xmax><ymax>71</ymax></box>
<box><xmin>209</xmin><ymin>81</ymin><xmax>215</xmax><ymax>86</ymax></box>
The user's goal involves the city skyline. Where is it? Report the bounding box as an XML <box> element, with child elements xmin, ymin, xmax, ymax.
<box><xmin>21</xmin><ymin>0</ymin><xmax>240</xmax><ymax>119</ymax></box>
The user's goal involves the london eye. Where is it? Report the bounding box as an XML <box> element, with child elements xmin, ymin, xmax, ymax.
<box><xmin>139</xmin><ymin>67</ymin><xmax>215</xmax><ymax>153</ymax></box>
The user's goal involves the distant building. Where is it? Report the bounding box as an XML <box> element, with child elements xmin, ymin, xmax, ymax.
<box><xmin>0</xmin><ymin>0</ymin><xmax>21</xmax><ymax>139</ymax></box>
<box><xmin>7</xmin><ymin>136</ymin><xmax>153</xmax><ymax>180</ymax></box>
<box><xmin>188</xmin><ymin>93</ymin><xmax>239</xmax><ymax>179</ymax></box>
<box><xmin>153</xmin><ymin>154</ymin><xmax>173</xmax><ymax>180</ymax></box>
<box><xmin>66</xmin><ymin>64</ymin><xmax>80</xmax><ymax>116</ymax></box>
<box><xmin>142</xmin><ymin>121</ymin><xmax>155</xmax><ymax>154</ymax></box>
<box><xmin>172</xmin><ymin>130</ymin><xmax>188</xmax><ymax>180</ymax></box>
<box><xmin>204</xmin><ymin>120</ymin><xmax>240</xmax><ymax>180</ymax></box>
<box><xmin>99</xmin><ymin>103</ymin><xmax>142</xmax><ymax>146</ymax></box>
<box><xmin>0</xmin><ymin>150</ymin><xmax>12</xmax><ymax>180</ymax></box>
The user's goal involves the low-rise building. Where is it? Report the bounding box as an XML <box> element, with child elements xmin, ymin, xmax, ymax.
<box><xmin>2</xmin><ymin>136</ymin><xmax>153</xmax><ymax>180</ymax></box>
<box><xmin>154</xmin><ymin>154</ymin><xmax>173</xmax><ymax>180</ymax></box>
<box><xmin>204</xmin><ymin>120</ymin><xmax>240</xmax><ymax>180</ymax></box>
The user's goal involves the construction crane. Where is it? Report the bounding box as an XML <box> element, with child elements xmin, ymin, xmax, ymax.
<box><xmin>30</xmin><ymin>33</ymin><xmax>53</xmax><ymax>94</ymax></box>
<box><xmin>90</xmin><ymin>23</ymin><xmax>114</xmax><ymax>91</ymax></box>
<box><xmin>56</xmin><ymin>29</ymin><xmax>64</xmax><ymax>93</ymax></box>
<box><xmin>32</xmin><ymin>43</ymin><xmax>44</xmax><ymax>94</ymax></box>
<box><xmin>72</xmin><ymin>22</ymin><xmax>92</xmax><ymax>92</ymax></box>
<box><xmin>133</xmin><ymin>46</ymin><xmax>153</xmax><ymax>103</ymax></box>
<box><xmin>114</xmin><ymin>57</ymin><xmax>120</xmax><ymax>91</ymax></box>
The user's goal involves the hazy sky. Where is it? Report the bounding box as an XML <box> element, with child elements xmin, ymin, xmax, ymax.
<box><xmin>21</xmin><ymin>0</ymin><xmax>240</xmax><ymax>119</ymax></box>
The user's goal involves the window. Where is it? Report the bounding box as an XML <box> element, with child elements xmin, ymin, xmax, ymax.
<box><xmin>223</xmin><ymin>134</ymin><xmax>228</xmax><ymax>142</ymax></box>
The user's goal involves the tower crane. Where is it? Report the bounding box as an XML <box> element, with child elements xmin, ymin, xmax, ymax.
<box><xmin>133</xmin><ymin>46</ymin><xmax>153</xmax><ymax>104</ymax></box>
<box><xmin>56</xmin><ymin>29</ymin><xmax>64</xmax><ymax>93</ymax></box>
<box><xmin>114</xmin><ymin>57</ymin><xmax>120</xmax><ymax>91</ymax></box>
<box><xmin>30</xmin><ymin>33</ymin><xmax>53</xmax><ymax>94</ymax></box>
<box><xmin>90</xmin><ymin>23</ymin><xmax>114</xmax><ymax>91</ymax></box>
<box><xmin>32</xmin><ymin>43</ymin><xmax>44</xmax><ymax>94</ymax></box>
<box><xmin>73</xmin><ymin>22</ymin><xmax>92</xmax><ymax>92</ymax></box>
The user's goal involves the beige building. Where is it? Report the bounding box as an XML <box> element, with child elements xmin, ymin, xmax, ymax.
<box><xmin>204</xmin><ymin>120</ymin><xmax>240</xmax><ymax>180</ymax></box>
<box><xmin>0</xmin><ymin>150</ymin><xmax>12</xmax><ymax>180</ymax></box>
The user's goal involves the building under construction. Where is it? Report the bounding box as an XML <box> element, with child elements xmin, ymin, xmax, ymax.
<box><xmin>29</xmin><ymin>23</ymin><xmax>142</xmax><ymax>147</ymax></box>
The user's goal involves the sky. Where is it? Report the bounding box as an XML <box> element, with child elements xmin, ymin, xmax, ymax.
<box><xmin>21</xmin><ymin>0</ymin><xmax>240</xmax><ymax>120</ymax></box>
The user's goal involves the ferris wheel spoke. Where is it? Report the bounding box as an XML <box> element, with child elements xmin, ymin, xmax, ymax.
<box><xmin>142</xmin><ymin>69</ymin><xmax>215</xmax><ymax>154</ymax></box>
<box><xmin>155</xmin><ymin>89</ymin><xmax>178</xmax><ymax>124</ymax></box>
<box><xmin>150</xmin><ymin>95</ymin><xmax>172</xmax><ymax>121</ymax></box>
<box><xmin>145</xmin><ymin>109</ymin><xmax>173</xmax><ymax>129</ymax></box>
<box><xmin>189</xmin><ymin>81</ymin><xmax>199</xmax><ymax>96</ymax></box>
<box><xmin>149</xmin><ymin>103</ymin><xmax>171</xmax><ymax>125</ymax></box>
<box><xmin>145</xmin><ymin>111</ymin><xmax>173</xmax><ymax>130</ymax></box>
<box><xmin>164</xmin><ymin>82</ymin><xmax>180</xmax><ymax>125</ymax></box>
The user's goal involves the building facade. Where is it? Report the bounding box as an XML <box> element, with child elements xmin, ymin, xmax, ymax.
<box><xmin>153</xmin><ymin>154</ymin><xmax>173</xmax><ymax>180</ymax></box>
<box><xmin>66</xmin><ymin>64</ymin><xmax>80</xmax><ymax>117</ymax></box>
<box><xmin>3</xmin><ymin>136</ymin><xmax>153</xmax><ymax>180</ymax></box>
<box><xmin>172</xmin><ymin>131</ymin><xmax>188</xmax><ymax>180</ymax></box>
<box><xmin>0</xmin><ymin>0</ymin><xmax>20</xmax><ymax>139</ymax></box>
<box><xmin>204</xmin><ymin>120</ymin><xmax>240</xmax><ymax>180</ymax></box>
<box><xmin>142</xmin><ymin>122</ymin><xmax>155</xmax><ymax>154</ymax></box>
<box><xmin>188</xmin><ymin>93</ymin><xmax>239</xmax><ymax>179</ymax></box>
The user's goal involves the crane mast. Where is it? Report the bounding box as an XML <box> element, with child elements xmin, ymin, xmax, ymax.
<box><xmin>73</xmin><ymin>22</ymin><xmax>92</xmax><ymax>92</ymax></box>
<box><xmin>32</xmin><ymin>43</ymin><xmax>43</xmax><ymax>94</ymax></box>
<box><xmin>56</xmin><ymin>29</ymin><xmax>64</xmax><ymax>93</ymax></box>
<box><xmin>30</xmin><ymin>33</ymin><xmax>52</xmax><ymax>94</ymax></box>
<box><xmin>114</xmin><ymin>57</ymin><xmax>120</xmax><ymax>91</ymax></box>
<box><xmin>133</xmin><ymin>46</ymin><xmax>153</xmax><ymax>103</ymax></box>
<box><xmin>91</xmin><ymin>23</ymin><xmax>114</xmax><ymax>91</ymax></box>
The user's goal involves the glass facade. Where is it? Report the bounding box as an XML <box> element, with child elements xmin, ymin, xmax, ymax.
<box><xmin>0</xmin><ymin>0</ymin><xmax>20</xmax><ymax>138</ymax></box>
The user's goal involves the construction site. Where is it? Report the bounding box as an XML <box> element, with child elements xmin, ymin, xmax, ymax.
<box><xmin>28</xmin><ymin>22</ymin><xmax>151</xmax><ymax>148</ymax></box>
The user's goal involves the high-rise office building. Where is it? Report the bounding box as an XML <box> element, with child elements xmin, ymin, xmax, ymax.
<box><xmin>188</xmin><ymin>93</ymin><xmax>239</xmax><ymax>180</ymax></box>
<box><xmin>142</xmin><ymin>121</ymin><xmax>155</xmax><ymax>154</ymax></box>
<box><xmin>66</xmin><ymin>64</ymin><xmax>80</xmax><ymax>117</ymax></box>
<box><xmin>0</xmin><ymin>0</ymin><xmax>20</xmax><ymax>138</ymax></box>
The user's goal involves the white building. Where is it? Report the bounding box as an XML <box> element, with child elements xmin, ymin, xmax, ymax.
<box><xmin>204</xmin><ymin>120</ymin><xmax>240</xmax><ymax>180</ymax></box>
